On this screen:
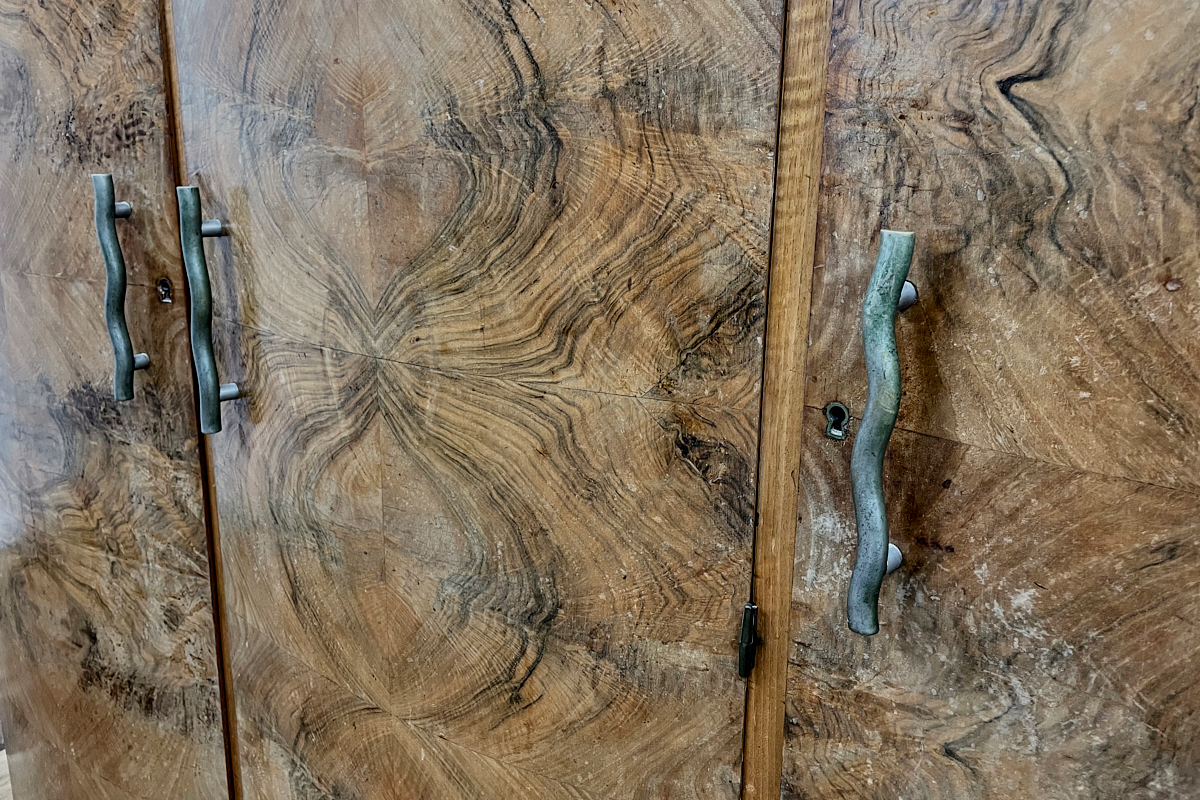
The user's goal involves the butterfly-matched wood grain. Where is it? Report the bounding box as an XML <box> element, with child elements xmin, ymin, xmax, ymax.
<box><xmin>171</xmin><ymin>0</ymin><xmax>784</xmax><ymax>797</ymax></box>
<box><xmin>0</xmin><ymin>2</ymin><xmax>228</xmax><ymax>798</ymax></box>
<box><xmin>784</xmin><ymin>0</ymin><xmax>1200</xmax><ymax>796</ymax></box>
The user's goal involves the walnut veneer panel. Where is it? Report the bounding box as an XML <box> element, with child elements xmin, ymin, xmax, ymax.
<box><xmin>785</xmin><ymin>414</ymin><xmax>1200</xmax><ymax>799</ymax></box>
<box><xmin>0</xmin><ymin>2</ymin><xmax>227</xmax><ymax>795</ymax></box>
<box><xmin>785</xmin><ymin>0</ymin><xmax>1200</xmax><ymax>796</ymax></box>
<box><xmin>806</xmin><ymin>0</ymin><xmax>1200</xmax><ymax>490</ymax></box>
<box><xmin>0</xmin><ymin>3</ymin><xmax>226</xmax><ymax>796</ymax></box>
<box><xmin>171</xmin><ymin>0</ymin><xmax>784</xmax><ymax>796</ymax></box>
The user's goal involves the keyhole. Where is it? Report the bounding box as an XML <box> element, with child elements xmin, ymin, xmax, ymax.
<box><xmin>157</xmin><ymin>278</ymin><xmax>173</xmax><ymax>303</ymax></box>
<box><xmin>824</xmin><ymin>401</ymin><xmax>849</xmax><ymax>440</ymax></box>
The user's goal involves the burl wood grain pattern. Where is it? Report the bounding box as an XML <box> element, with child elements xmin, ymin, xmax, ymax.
<box><xmin>785</xmin><ymin>415</ymin><xmax>1200</xmax><ymax>798</ymax></box>
<box><xmin>0</xmin><ymin>3</ymin><xmax>227</xmax><ymax>799</ymax></box>
<box><xmin>806</xmin><ymin>0</ymin><xmax>1200</xmax><ymax>490</ymax></box>
<box><xmin>171</xmin><ymin>0</ymin><xmax>783</xmax><ymax>797</ymax></box>
<box><xmin>784</xmin><ymin>0</ymin><xmax>1200</xmax><ymax>797</ymax></box>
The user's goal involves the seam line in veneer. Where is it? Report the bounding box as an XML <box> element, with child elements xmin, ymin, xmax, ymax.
<box><xmin>801</xmin><ymin>403</ymin><xmax>1200</xmax><ymax>498</ymax></box>
<box><xmin>0</xmin><ymin>270</ymin><xmax>161</xmax><ymax>291</ymax></box>
<box><xmin>210</xmin><ymin>314</ymin><xmax>759</xmax><ymax>413</ymax></box>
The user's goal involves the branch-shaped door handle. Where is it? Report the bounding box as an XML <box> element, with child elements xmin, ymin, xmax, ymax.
<box><xmin>177</xmin><ymin>186</ymin><xmax>241</xmax><ymax>434</ymax></box>
<box><xmin>847</xmin><ymin>230</ymin><xmax>916</xmax><ymax>636</ymax></box>
<box><xmin>92</xmin><ymin>174</ymin><xmax>150</xmax><ymax>401</ymax></box>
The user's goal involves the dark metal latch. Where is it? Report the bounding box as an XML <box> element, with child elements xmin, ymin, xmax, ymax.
<box><xmin>738</xmin><ymin>602</ymin><xmax>759</xmax><ymax>678</ymax></box>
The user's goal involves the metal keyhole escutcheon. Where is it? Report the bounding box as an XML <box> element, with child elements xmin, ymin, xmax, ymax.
<box><xmin>824</xmin><ymin>401</ymin><xmax>850</xmax><ymax>440</ymax></box>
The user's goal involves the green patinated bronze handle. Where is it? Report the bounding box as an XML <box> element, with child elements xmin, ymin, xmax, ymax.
<box><xmin>177</xmin><ymin>186</ymin><xmax>242</xmax><ymax>434</ymax></box>
<box><xmin>848</xmin><ymin>230</ymin><xmax>916</xmax><ymax>636</ymax></box>
<box><xmin>93</xmin><ymin>174</ymin><xmax>150</xmax><ymax>401</ymax></box>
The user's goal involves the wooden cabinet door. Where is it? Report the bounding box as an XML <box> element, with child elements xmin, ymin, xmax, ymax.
<box><xmin>0</xmin><ymin>3</ymin><xmax>230</xmax><ymax>799</ymax></box>
<box><xmin>170</xmin><ymin>1</ymin><xmax>784</xmax><ymax>797</ymax></box>
<box><xmin>782</xmin><ymin>1</ymin><xmax>1200</xmax><ymax>797</ymax></box>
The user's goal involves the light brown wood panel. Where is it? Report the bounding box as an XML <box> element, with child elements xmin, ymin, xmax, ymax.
<box><xmin>805</xmin><ymin>0</ymin><xmax>1200</xmax><ymax>490</ymax></box>
<box><xmin>171</xmin><ymin>0</ymin><xmax>786</xmax><ymax>796</ymax></box>
<box><xmin>207</xmin><ymin>324</ymin><xmax>756</xmax><ymax>799</ymax></box>
<box><xmin>784</xmin><ymin>414</ymin><xmax>1200</xmax><ymax>799</ymax></box>
<box><xmin>8</xmin><ymin>739</ymin><xmax>142</xmax><ymax>800</ymax></box>
<box><xmin>781</xmin><ymin>0</ymin><xmax>1200</xmax><ymax>796</ymax></box>
<box><xmin>0</xmin><ymin>1</ymin><xmax>183</xmax><ymax>288</ymax></box>
<box><xmin>175</xmin><ymin>0</ymin><xmax>778</xmax><ymax>408</ymax></box>
<box><xmin>0</xmin><ymin>281</ymin><xmax>228</xmax><ymax>800</ymax></box>
<box><xmin>0</xmin><ymin>3</ymin><xmax>228</xmax><ymax>798</ymax></box>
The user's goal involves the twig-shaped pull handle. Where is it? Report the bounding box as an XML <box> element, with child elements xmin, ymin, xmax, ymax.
<box><xmin>847</xmin><ymin>230</ymin><xmax>916</xmax><ymax>635</ymax></box>
<box><xmin>177</xmin><ymin>186</ymin><xmax>242</xmax><ymax>434</ymax></box>
<box><xmin>93</xmin><ymin>174</ymin><xmax>149</xmax><ymax>401</ymax></box>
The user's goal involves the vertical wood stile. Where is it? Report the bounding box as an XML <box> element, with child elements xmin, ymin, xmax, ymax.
<box><xmin>157</xmin><ymin>1</ymin><xmax>243</xmax><ymax>797</ymax></box>
<box><xmin>742</xmin><ymin>0</ymin><xmax>832</xmax><ymax>796</ymax></box>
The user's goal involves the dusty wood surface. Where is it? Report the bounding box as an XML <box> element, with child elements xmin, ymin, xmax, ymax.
<box><xmin>785</xmin><ymin>0</ymin><xmax>1200</xmax><ymax>797</ymax></box>
<box><xmin>785</xmin><ymin>415</ymin><xmax>1200</xmax><ymax>798</ymax></box>
<box><xmin>171</xmin><ymin>0</ymin><xmax>785</xmax><ymax>797</ymax></box>
<box><xmin>741</xmin><ymin>0</ymin><xmax>832</xmax><ymax>797</ymax></box>
<box><xmin>0</xmin><ymin>2</ymin><xmax>228</xmax><ymax>798</ymax></box>
<box><xmin>805</xmin><ymin>0</ymin><xmax>1200</xmax><ymax>490</ymax></box>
